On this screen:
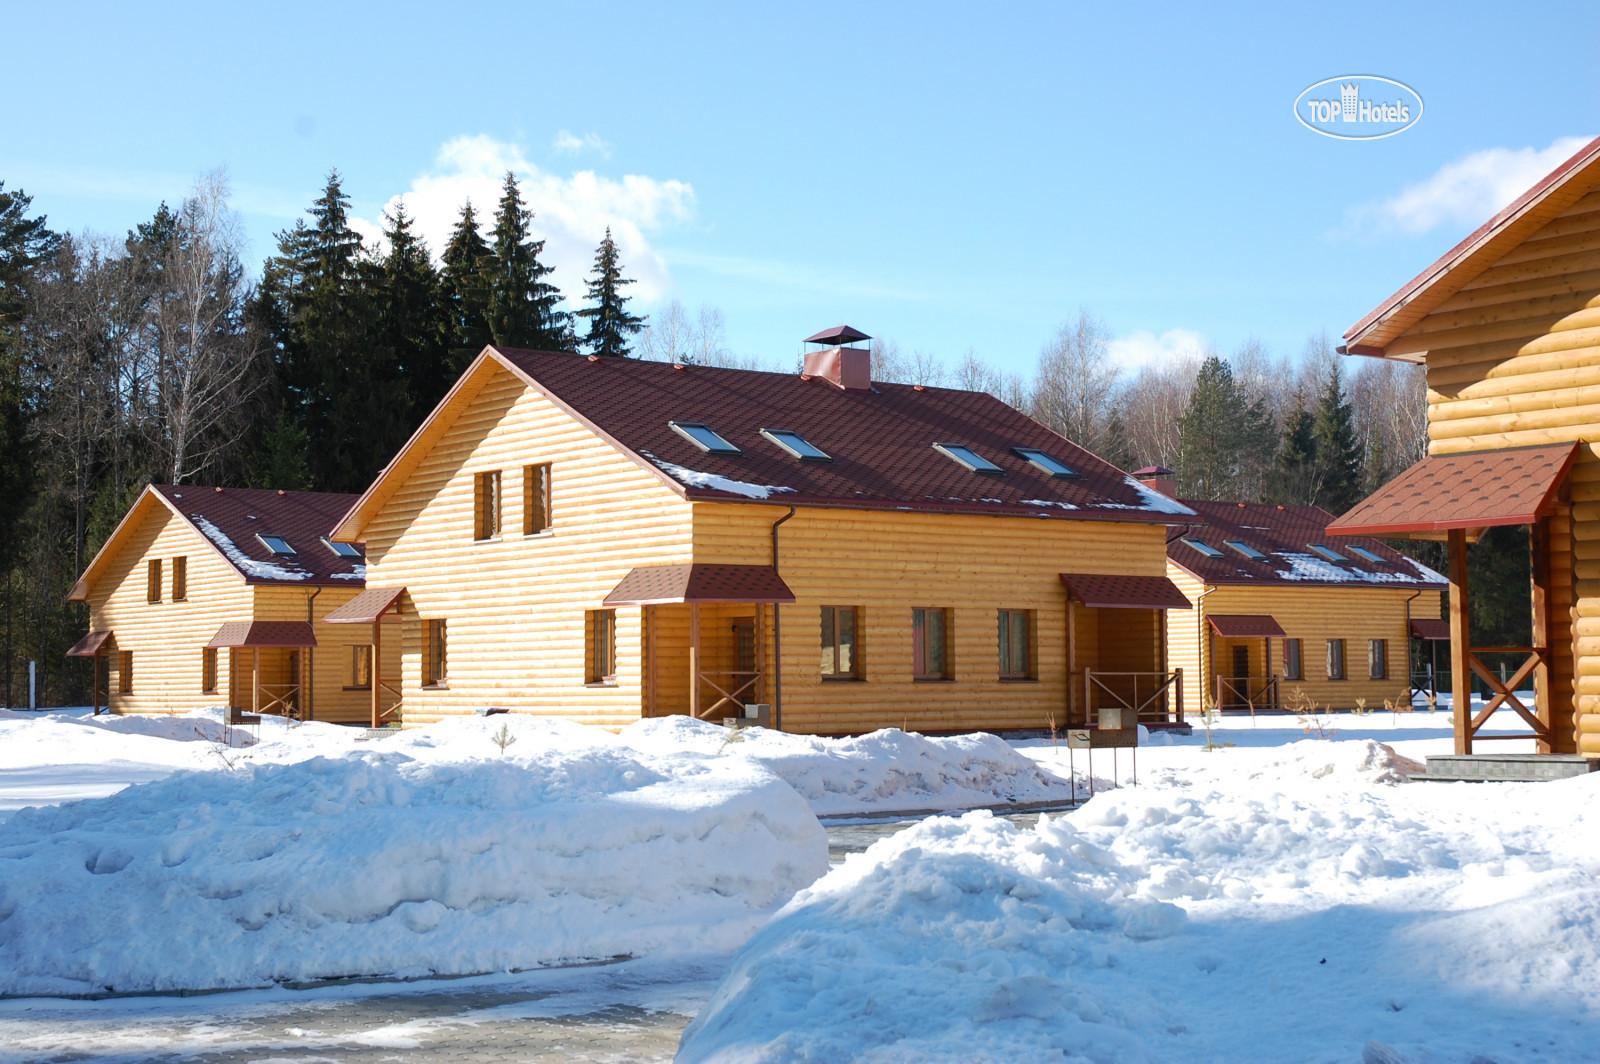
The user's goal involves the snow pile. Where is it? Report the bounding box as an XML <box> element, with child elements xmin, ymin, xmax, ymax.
<box><xmin>0</xmin><ymin>717</ymin><xmax>826</xmax><ymax>996</ymax></box>
<box><xmin>623</xmin><ymin>717</ymin><xmax>1075</xmax><ymax>816</ymax></box>
<box><xmin>679</xmin><ymin>748</ymin><xmax>1600</xmax><ymax>1063</ymax></box>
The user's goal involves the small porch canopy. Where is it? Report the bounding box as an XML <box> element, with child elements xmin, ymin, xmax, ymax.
<box><xmin>1058</xmin><ymin>573</ymin><xmax>1191</xmax><ymax>610</ymax></box>
<box><xmin>1329</xmin><ymin>442</ymin><xmax>1579</xmax><ymax>754</ymax></box>
<box><xmin>604</xmin><ymin>564</ymin><xmax>795</xmax><ymax>722</ymax></box>
<box><xmin>207</xmin><ymin>622</ymin><xmax>317</xmax><ymax>722</ymax></box>
<box><xmin>321</xmin><ymin>586</ymin><xmax>406</xmax><ymax>729</ymax></box>
<box><xmin>1207</xmin><ymin>615</ymin><xmax>1285</xmax><ymax>713</ymax></box>
<box><xmin>1059</xmin><ymin>573</ymin><xmax>1190</xmax><ymax>727</ymax></box>
<box><xmin>66</xmin><ymin>631</ymin><xmax>113</xmax><ymax>715</ymax></box>
<box><xmin>1410</xmin><ymin>618</ymin><xmax>1451</xmax><ymax>641</ymax></box>
<box><xmin>1207</xmin><ymin>614</ymin><xmax>1286</xmax><ymax>638</ymax></box>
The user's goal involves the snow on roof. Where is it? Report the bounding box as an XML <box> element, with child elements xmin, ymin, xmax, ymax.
<box><xmin>644</xmin><ymin>452</ymin><xmax>798</xmax><ymax>500</ymax></box>
<box><xmin>1096</xmin><ymin>476</ymin><xmax>1198</xmax><ymax>516</ymax></box>
<box><xmin>193</xmin><ymin>516</ymin><xmax>312</xmax><ymax>582</ymax></box>
<box><xmin>1272</xmin><ymin>551</ymin><xmax>1445</xmax><ymax>586</ymax></box>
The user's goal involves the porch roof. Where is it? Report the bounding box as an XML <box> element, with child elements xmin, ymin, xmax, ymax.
<box><xmin>65</xmin><ymin>630</ymin><xmax>113</xmax><ymax>657</ymax></box>
<box><xmin>1059</xmin><ymin>572</ymin><xmax>1192</xmax><ymax>610</ymax></box>
<box><xmin>323</xmin><ymin>585</ymin><xmax>406</xmax><ymax>624</ymax></box>
<box><xmin>1327</xmin><ymin>443</ymin><xmax>1578</xmax><ymax>538</ymax></box>
<box><xmin>206</xmin><ymin>621</ymin><xmax>318</xmax><ymax>649</ymax></box>
<box><xmin>1410</xmin><ymin>618</ymin><xmax>1451</xmax><ymax>641</ymax></box>
<box><xmin>603</xmin><ymin>563</ymin><xmax>796</xmax><ymax>606</ymax></box>
<box><xmin>1208</xmin><ymin>614</ymin><xmax>1286</xmax><ymax>638</ymax></box>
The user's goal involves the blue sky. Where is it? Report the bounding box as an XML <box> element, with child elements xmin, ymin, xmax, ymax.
<box><xmin>5</xmin><ymin>1</ymin><xmax>1596</xmax><ymax>377</ymax></box>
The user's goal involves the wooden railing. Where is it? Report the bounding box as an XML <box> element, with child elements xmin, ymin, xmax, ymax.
<box><xmin>253</xmin><ymin>683</ymin><xmax>301</xmax><ymax>719</ymax></box>
<box><xmin>1464</xmin><ymin>646</ymin><xmax>1548</xmax><ymax>745</ymax></box>
<box><xmin>375</xmin><ymin>680</ymin><xmax>403</xmax><ymax>725</ymax></box>
<box><xmin>696</xmin><ymin>670</ymin><xmax>761</xmax><ymax>720</ymax></box>
<box><xmin>1214</xmin><ymin>674</ymin><xmax>1280</xmax><ymax>716</ymax></box>
<box><xmin>1083</xmin><ymin>668</ymin><xmax>1183</xmax><ymax>725</ymax></box>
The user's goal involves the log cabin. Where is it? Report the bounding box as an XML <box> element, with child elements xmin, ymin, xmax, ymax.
<box><xmin>327</xmin><ymin>329</ymin><xmax>1201</xmax><ymax>734</ymax></box>
<box><xmin>1127</xmin><ymin>468</ymin><xmax>1446</xmax><ymax>713</ymax></box>
<box><xmin>66</xmin><ymin>485</ymin><xmax>391</xmax><ymax>722</ymax></box>
<box><xmin>1329</xmin><ymin>134</ymin><xmax>1600</xmax><ymax>760</ymax></box>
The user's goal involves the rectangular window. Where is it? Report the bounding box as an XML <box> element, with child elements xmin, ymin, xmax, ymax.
<box><xmin>476</xmin><ymin>471</ymin><xmax>501</xmax><ymax>540</ymax></box>
<box><xmin>1326</xmin><ymin>638</ymin><xmax>1346</xmax><ymax>681</ymax></box>
<box><xmin>998</xmin><ymin>609</ymin><xmax>1034</xmax><ymax>679</ymax></box>
<box><xmin>351</xmin><ymin>644</ymin><xmax>372</xmax><ymax>689</ymax></box>
<box><xmin>118</xmin><ymin>650</ymin><xmax>133</xmax><ymax>693</ymax></box>
<box><xmin>911</xmin><ymin>608</ymin><xmax>951</xmax><ymax>680</ymax></box>
<box><xmin>146</xmin><ymin>559</ymin><xmax>162</xmax><ymax>603</ymax></box>
<box><xmin>524</xmin><ymin>463</ymin><xmax>552</xmax><ymax>535</ymax></box>
<box><xmin>587</xmin><ymin>609</ymin><xmax>617</xmax><ymax>684</ymax></box>
<box><xmin>425</xmin><ymin>619</ymin><xmax>448</xmax><ymax>687</ymax></box>
<box><xmin>820</xmin><ymin>606</ymin><xmax>861</xmax><ymax>679</ymax></box>
<box><xmin>1369</xmin><ymin>639</ymin><xmax>1387</xmax><ymax>680</ymax></box>
<box><xmin>172</xmin><ymin>556</ymin><xmax>188</xmax><ymax>602</ymax></box>
<box><xmin>202</xmin><ymin>647</ymin><xmax>217</xmax><ymax>693</ymax></box>
<box><xmin>1284</xmin><ymin>638</ymin><xmax>1303</xmax><ymax>681</ymax></box>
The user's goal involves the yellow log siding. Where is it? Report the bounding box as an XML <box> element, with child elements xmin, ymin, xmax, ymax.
<box><xmin>1380</xmin><ymin>186</ymin><xmax>1600</xmax><ymax>752</ymax></box>
<box><xmin>1165</xmin><ymin>566</ymin><xmax>1209</xmax><ymax>712</ymax></box>
<box><xmin>690</xmin><ymin>502</ymin><xmax>1172</xmax><ymax>734</ymax></box>
<box><xmin>244</xmin><ymin>586</ymin><xmax>398</xmax><ymax>724</ymax></box>
<box><xmin>358</xmin><ymin>361</ymin><xmax>694</xmax><ymax>728</ymax></box>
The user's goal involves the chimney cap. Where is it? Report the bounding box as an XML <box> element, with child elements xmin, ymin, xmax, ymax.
<box><xmin>1133</xmin><ymin>465</ymin><xmax>1175</xmax><ymax>477</ymax></box>
<box><xmin>804</xmin><ymin>325</ymin><xmax>872</xmax><ymax>346</ymax></box>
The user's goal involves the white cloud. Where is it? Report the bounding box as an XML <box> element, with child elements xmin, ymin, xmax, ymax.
<box><xmin>1105</xmin><ymin>327</ymin><xmax>1208</xmax><ymax>371</ymax></box>
<box><xmin>360</xmin><ymin>134</ymin><xmax>694</xmax><ymax>303</ymax></box>
<box><xmin>552</xmin><ymin>130</ymin><xmax>612</xmax><ymax>157</ymax></box>
<box><xmin>1347</xmin><ymin>135</ymin><xmax>1592</xmax><ymax>236</ymax></box>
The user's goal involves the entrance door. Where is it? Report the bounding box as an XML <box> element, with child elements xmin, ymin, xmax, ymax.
<box><xmin>733</xmin><ymin>622</ymin><xmax>756</xmax><ymax>675</ymax></box>
<box><xmin>1231</xmin><ymin>646</ymin><xmax>1250</xmax><ymax>706</ymax></box>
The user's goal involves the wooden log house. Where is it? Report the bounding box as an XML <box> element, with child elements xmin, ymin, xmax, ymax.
<box><xmin>66</xmin><ymin>485</ymin><xmax>391</xmax><ymax>721</ymax></box>
<box><xmin>1329</xmin><ymin>134</ymin><xmax>1600</xmax><ymax>758</ymax></box>
<box><xmin>1127</xmin><ymin>469</ymin><xmax>1446</xmax><ymax>713</ymax></box>
<box><xmin>326</xmin><ymin>329</ymin><xmax>1201</xmax><ymax>734</ymax></box>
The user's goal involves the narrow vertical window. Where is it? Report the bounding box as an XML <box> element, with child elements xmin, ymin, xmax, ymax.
<box><xmin>912</xmin><ymin>608</ymin><xmax>951</xmax><ymax>680</ymax></box>
<box><xmin>118</xmin><ymin>650</ymin><xmax>133</xmax><ymax>693</ymax></box>
<box><xmin>586</xmin><ymin>609</ymin><xmax>617</xmax><ymax>683</ymax></box>
<box><xmin>475</xmin><ymin>471</ymin><xmax>502</xmax><ymax>540</ymax></box>
<box><xmin>1369</xmin><ymin>639</ymin><xmax>1387</xmax><ymax>680</ymax></box>
<box><xmin>1326</xmin><ymin>638</ymin><xmax>1346</xmax><ymax>681</ymax></box>
<box><xmin>172</xmin><ymin>556</ymin><xmax>188</xmax><ymax>602</ymax></box>
<box><xmin>202</xmin><ymin>647</ymin><xmax>217</xmax><ymax>693</ymax></box>
<box><xmin>425</xmin><ymin>620</ymin><xmax>448</xmax><ymax>686</ymax></box>
<box><xmin>352</xmin><ymin>645</ymin><xmax>372</xmax><ymax>688</ymax></box>
<box><xmin>146</xmin><ymin>559</ymin><xmax>162</xmax><ymax>603</ymax></box>
<box><xmin>820</xmin><ymin>606</ymin><xmax>861</xmax><ymax>679</ymax></box>
<box><xmin>997</xmin><ymin>609</ymin><xmax>1034</xmax><ymax>679</ymax></box>
<box><xmin>1284</xmin><ymin>638</ymin><xmax>1303</xmax><ymax>681</ymax></box>
<box><xmin>524</xmin><ymin>463</ymin><xmax>552</xmax><ymax>535</ymax></box>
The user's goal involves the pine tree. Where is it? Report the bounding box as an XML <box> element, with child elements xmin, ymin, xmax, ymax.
<box><xmin>372</xmin><ymin>205</ymin><xmax>451</xmax><ymax>419</ymax></box>
<box><xmin>0</xmin><ymin>184</ymin><xmax>58</xmax><ymax>571</ymax></box>
<box><xmin>485</xmin><ymin>172</ymin><xmax>570</xmax><ymax>351</ymax></box>
<box><xmin>1178</xmin><ymin>355</ymin><xmax>1245</xmax><ymax>500</ymax></box>
<box><xmin>1311</xmin><ymin>360</ymin><xmax>1362</xmax><ymax>515</ymax></box>
<box><xmin>439</xmin><ymin>201</ymin><xmax>493</xmax><ymax>373</ymax></box>
<box><xmin>1275</xmin><ymin>391</ymin><xmax>1319</xmax><ymax>505</ymax></box>
<box><xmin>577</xmin><ymin>228</ymin><xmax>644</xmax><ymax>357</ymax></box>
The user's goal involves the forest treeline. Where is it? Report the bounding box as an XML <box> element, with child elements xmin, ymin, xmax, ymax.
<box><xmin>0</xmin><ymin>173</ymin><xmax>1525</xmax><ymax>706</ymax></box>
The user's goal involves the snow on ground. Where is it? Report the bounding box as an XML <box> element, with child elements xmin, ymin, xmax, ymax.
<box><xmin>679</xmin><ymin>718</ymin><xmax>1600</xmax><ymax>1064</ymax></box>
<box><xmin>0</xmin><ymin>715</ymin><xmax>826</xmax><ymax>996</ymax></box>
<box><xmin>622</xmin><ymin>715</ymin><xmax>1075</xmax><ymax>817</ymax></box>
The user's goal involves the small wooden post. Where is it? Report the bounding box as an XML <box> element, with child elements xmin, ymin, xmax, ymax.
<box><xmin>1447</xmin><ymin>527</ymin><xmax>1472</xmax><ymax>755</ymax></box>
<box><xmin>252</xmin><ymin>646</ymin><xmax>260</xmax><ymax>716</ymax></box>
<box><xmin>1066</xmin><ymin>598</ymin><xmax>1078</xmax><ymax>726</ymax></box>
<box><xmin>689</xmin><ymin>602</ymin><xmax>701</xmax><ymax>719</ymax></box>
<box><xmin>1531</xmin><ymin>517</ymin><xmax>1555</xmax><ymax>753</ymax></box>
<box><xmin>644</xmin><ymin>605</ymin><xmax>657</xmax><ymax>717</ymax></box>
<box><xmin>371</xmin><ymin>617</ymin><xmax>382</xmax><ymax>729</ymax></box>
<box><xmin>755</xmin><ymin>603</ymin><xmax>767</xmax><ymax>705</ymax></box>
<box><xmin>93</xmin><ymin>649</ymin><xmax>101</xmax><ymax>715</ymax></box>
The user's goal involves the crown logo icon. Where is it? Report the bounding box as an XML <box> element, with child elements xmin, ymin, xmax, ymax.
<box><xmin>1340</xmin><ymin>84</ymin><xmax>1359</xmax><ymax>122</ymax></box>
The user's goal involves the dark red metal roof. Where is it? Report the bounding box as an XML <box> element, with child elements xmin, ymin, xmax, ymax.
<box><xmin>1059</xmin><ymin>573</ymin><xmax>1192</xmax><ymax>610</ymax></box>
<box><xmin>1410</xmin><ymin>618</ymin><xmax>1451</xmax><ymax>641</ymax></box>
<box><xmin>206</xmin><ymin>621</ymin><xmax>319</xmax><ymax>648</ymax></box>
<box><xmin>494</xmin><ymin>348</ymin><xmax>1196</xmax><ymax>524</ymax></box>
<box><xmin>65</xmin><ymin>631</ymin><xmax>113</xmax><ymax>657</ymax></box>
<box><xmin>154</xmin><ymin>485</ymin><xmax>365</xmax><ymax>587</ymax></box>
<box><xmin>1171</xmin><ymin>499</ymin><xmax>1445</xmax><ymax>588</ymax></box>
<box><xmin>804</xmin><ymin>325</ymin><xmax>872</xmax><ymax>345</ymax></box>
<box><xmin>1327</xmin><ymin>444</ymin><xmax>1578</xmax><ymax>537</ymax></box>
<box><xmin>604</xmin><ymin>564</ymin><xmax>796</xmax><ymax>606</ymax></box>
<box><xmin>323</xmin><ymin>586</ymin><xmax>406</xmax><ymax>624</ymax></box>
<box><xmin>1209</xmin><ymin>614</ymin><xmax>1287</xmax><ymax>638</ymax></box>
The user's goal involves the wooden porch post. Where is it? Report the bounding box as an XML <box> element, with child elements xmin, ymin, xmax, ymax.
<box><xmin>371</xmin><ymin>616</ymin><xmax>382</xmax><ymax>729</ymax></box>
<box><xmin>1066</xmin><ymin>598</ymin><xmax>1078</xmax><ymax>726</ymax></box>
<box><xmin>252</xmin><ymin>646</ymin><xmax>260</xmax><ymax>716</ymax></box>
<box><xmin>755</xmin><ymin>603</ymin><xmax>767</xmax><ymax>705</ymax></box>
<box><xmin>93</xmin><ymin>650</ymin><xmax>101</xmax><ymax>715</ymax></box>
<box><xmin>1531</xmin><ymin>517</ymin><xmax>1554</xmax><ymax>753</ymax></box>
<box><xmin>644</xmin><ymin>605</ymin><xmax>656</xmax><ymax>717</ymax></box>
<box><xmin>1448</xmin><ymin>527</ymin><xmax>1472</xmax><ymax>754</ymax></box>
<box><xmin>689</xmin><ymin>602</ymin><xmax>701</xmax><ymax>719</ymax></box>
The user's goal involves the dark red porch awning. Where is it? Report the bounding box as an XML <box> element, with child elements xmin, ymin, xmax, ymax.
<box><xmin>207</xmin><ymin>621</ymin><xmax>318</xmax><ymax>648</ymax></box>
<box><xmin>1208</xmin><ymin>614</ymin><xmax>1286</xmax><ymax>638</ymax></box>
<box><xmin>1410</xmin><ymin>618</ymin><xmax>1451</xmax><ymax>641</ymax></box>
<box><xmin>65</xmin><ymin>631</ymin><xmax>113</xmax><ymax>657</ymax></box>
<box><xmin>323</xmin><ymin>586</ymin><xmax>406</xmax><ymax>624</ymax></box>
<box><xmin>1059</xmin><ymin>573</ymin><xmax>1192</xmax><ymax>610</ymax></box>
<box><xmin>604</xmin><ymin>564</ymin><xmax>796</xmax><ymax>606</ymax></box>
<box><xmin>1327</xmin><ymin>443</ymin><xmax>1578</xmax><ymax>537</ymax></box>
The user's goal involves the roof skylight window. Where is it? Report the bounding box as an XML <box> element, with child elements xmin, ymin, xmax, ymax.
<box><xmin>1011</xmin><ymin>447</ymin><xmax>1079</xmax><ymax>478</ymax></box>
<box><xmin>1185</xmin><ymin>539</ymin><xmax>1224</xmax><ymax>558</ymax></box>
<box><xmin>257</xmin><ymin>535</ymin><xmax>296</xmax><ymax>555</ymax></box>
<box><xmin>1348</xmin><ymin>545</ymin><xmax>1387</xmax><ymax>564</ymax></box>
<box><xmin>761</xmin><ymin>428</ymin><xmax>831</xmax><ymax>462</ymax></box>
<box><xmin>932</xmin><ymin>442</ymin><xmax>1003</xmax><ymax>475</ymax></box>
<box><xmin>669</xmin><ymin>421</ymin><xmax>742</xmax><ymax>455</ymax></box>
<box><xmin>323</xmin><ymin>536</ymin><xmax>362</xmax><ymax>559</ymax></box>
<box><xmin>1308</xmin><ymin>544</ymin><xmax>1347</xmax><ymax>562</ymax></box>
<box><xmin>1226</xmin><ymin>540</ymin><xmax>1267</xmax><ymax>561</ymax></box>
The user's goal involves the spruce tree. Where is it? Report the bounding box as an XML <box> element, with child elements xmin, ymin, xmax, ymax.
<box><xmin>1275</xmin><ymin>392</ymin><xmax>1319</xmax><ymax>505</ymax></box>
<box><xmin>485</xmin><ymin>172</ymin><xmax>570</xmax><ymax>350</ymax></box>
<box><xmin>0</xmin><ymin>184</ymin><xmax>58</xmax><ymax>571</ymax></box>
<box><xmin>1311</xmin><ymin>360</ymin><xmax>1362</xmax><ymax>515</ymax></box>
<box><xmin>577</xmin><ymin>228</ymin><xmax>644</xmax><ymax>357</ymax></box>
<box><xmin>439</xmin><ymin>201</ymin><xmax>493</xmax><ymax>372</ymax></box>
<box><xmin>1178</xmin><ymin>355</ymin><xmax>1245</xmax><ymax>500</ymax></box>
<box><xmin>372</xmin><ymin>205</ymin><xmax>451</xmax><ymax>419</ymax></box>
